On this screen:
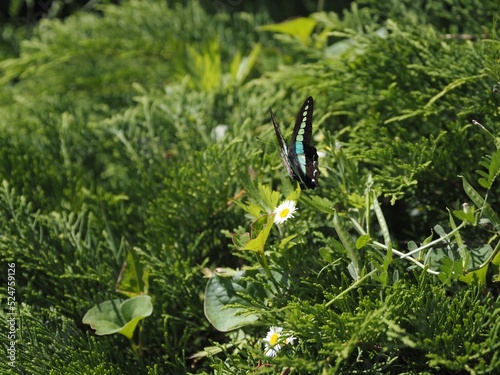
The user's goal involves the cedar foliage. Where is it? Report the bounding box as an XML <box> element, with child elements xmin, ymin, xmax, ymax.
<box><xmin>1</xmin><ymin>0</ymin><xmax>500</xmax><ymax>374</ymax></box>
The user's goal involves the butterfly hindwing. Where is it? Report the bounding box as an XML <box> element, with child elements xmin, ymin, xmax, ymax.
<box><xmin>270</xmin><ymin>96</ymin><xmax>320</xmax><ymax>190</ymax></box>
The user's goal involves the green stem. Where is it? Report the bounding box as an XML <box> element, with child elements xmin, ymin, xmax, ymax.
<box><xmin>399</xmin><ymin>221</ymin><xmax>467</xmax><ymax>259</ymax></box>
<box><xmin>259</xmin><ymin>251</ymin><xmax>275</xmax><ymax>282</ymax></box>
<box><xmin>372</xmin><ymin>241</ymin><xmax>440</xmax><ymax>275</ymax></box>
<box><xmin>465</xmin><ymin>238</ymin><xmax>500</xmax><ymax>273</ymax></box>
<box><xmin>130</xmin><ymin>339</ymin><xmax>142</xmax><ymax>357</ymax></box>
<box><xmin>351</xmin><ymin>214</ymin><xmax>460</xmax><ymax>275</ymax></box>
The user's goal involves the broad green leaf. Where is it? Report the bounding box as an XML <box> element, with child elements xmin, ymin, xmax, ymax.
<box><xmin>242</xmin><ymin>215</ymin><xmax>274</xmax><ymax>254</ymax></box>
<box><xmin>204</xmin><ymin>270</ymin><xmax>266</xmax><ymax>332</ymax></box>
<box><xmin>438</xmin><ymin>245</ymin><xmax>492</xmax><ymax>285</ymax></box>
<box><xmin>466</xmin><ymin>245</ymin><xmax>492</xmax><ymax>267</ymax></box>
<box><xmin>372</xmin><ymin>245</ymin><xmax>393</xmax><ymax>286</ymax></box>
<box><xmin>250</xmin><ymin>213</ymin><xmax>271</xmax><ymax>234</ymax></box>
<box><xmin>82</xmin><ymin>296</ymin><xmax>153</xmax><ymax>339</ymax></box>
<box><xmin>232</xmin><ymin>215</ymin><xmax>272</xmax><ymax>251</ymax></box>
<box><xmin>460</xmin><ymin>267</ymin><xmax>488</xmax><ymax>285</ymax></box>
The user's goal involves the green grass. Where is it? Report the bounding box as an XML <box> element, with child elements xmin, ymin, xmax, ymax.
<box><xmin>1</xmin><ymin>0</ymin><xmax>500</xmax><ymax>373</ymax></box>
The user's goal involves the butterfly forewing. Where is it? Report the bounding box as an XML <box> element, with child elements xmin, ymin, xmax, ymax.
<box><xmin>289</xmin><ymin>97</ymin><xmax>319</xmax><ymax>189</ymax></box>
<box><xmin>290</xmin><ymin>96</ymin><xmax>314</xmax><ymax>148</ymax></box>
<box><xmin>270</xmin><ymin>96</ymin><xmax>320</xmax><ymax>190</ymax></box>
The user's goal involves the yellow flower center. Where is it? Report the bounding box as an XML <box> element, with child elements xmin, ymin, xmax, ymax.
<box><xmin>279</xmin><ymin>208</ymin><xmax>290</xmax><ymax>218</ymax></box>
<box><xmin>269</xmin><ymin>332</ymin><xmax>280</xmax><ymax>346</ymax></box>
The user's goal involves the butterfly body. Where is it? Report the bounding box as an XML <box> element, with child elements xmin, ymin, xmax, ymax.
<box><xmin>269</xmin><ymin>96</ymin><xmax>320</xmax><ymax>190</ymax></box>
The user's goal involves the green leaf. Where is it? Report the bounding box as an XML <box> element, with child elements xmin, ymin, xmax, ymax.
<box><xmin>116</xmin><ymin>248</ymin><xmax>150</xmax><ymax>297</ymax></box>
<box><xmin>452</xmin><ymin>204</ymin><xmax>475</xmax><ymax>225</ymax></box>
<box><xmin>241</xmin><ymin>215</ymin><xmax>274</xmax><ymax>254</ymax></box>
<box><xmin>492</xmin><ymin>247</ymin><xmax>500</xmax><ymax>265</ymax></box>
<box><xmin>459</xmin><ymin>245</ymin><xmax>492</xmax><ymax>285</ymax></box>
<box><xmin>230</xmin><ymin>43</ymin><xmax>261</xmax><ymax>84</ymax></box>
<box><xmin>277</xmin><ymin>233</ymin><xmax>298</xmax><ymax>249</ymax></box>
<box><xmin>438</xmin><ymin>257</ymin><xmax>463</xmax><ymax>284</ymax></box>
<box><xmin>258</xmin><ymin>184</ymin><xmax>281</xmax><ymax>212</ymax></box>
<box><xmin>434</xmin><ymin>224</ymin><xmax>447</xmax><ymax>238</ymax></box>
<box><xmin>230</xmin><ymin>198</ymin><xmax>263</xmax><ymax>219</ymax></box>
<box><xmin>459</xmin><ymin>265</ymin><xmax>488</xmax><ymax>285</ymax></box>
<box><xmin>82</xmin><ymin>296</ymin><xmax>153</xmax><ymax>339</ymax></box>
<box><xmin>285</xmin><ymin>185</ymin><xmax>302</xmax><ymax>202</ymax></box>
<box><xmin>372</xmin><ymin>192</ymin><xmax>392</xmax><ymax>249</ymax></box>
<box><xmin>258</xmin><ymin>17</ymin><xmax>317</xmax><ymax>45</ymax></box>
<box><xmin>348</xmin><ymin>193</ymin><xmax>366</xmax><ymax>209</ymax></box>
<box><xmin>204</xmin><ymin>270</ymin><xmax>266</xmax><ymax>332</ymax></box>
<box><xmin>232</xmin><ymin>231</ymin><xmax>251</xmax><ymax>249</ymax></box>
<box><xmin>243</xmin><ymin>184</ymin><xmax>281</xmax><ymax>215</ymax></box>
<box><xmin>407</xmin><ymin>240</ymin><xmax>418</xmax><ymax>250</ymax></box>
<box><xmin>301</xmin><ymin>195</ymin><xmax>335</xmax><ymax>214</ymax></box>
<box><xmin>319</xmin><ymin>247</ymin><xmax>333</xmax><ymax>263</ymax></box>
<box><xmin>422</xmin><ymin>231</ymin><xmax>434</xmax><ymax>246</ymax></box>
<box><xmin>448</xmin><ymin>209</ymin><xmax>465</xmax><ymax>251</ymax></box>
<box><xmin>333</xmin><ymin>211</ymin><xmax>362</xmax><ymax>279</ymax></box>
<box><xmin>356</xmin><ymin>234</ymin><xmax>371</xmax><ymax>249</ymax></box>
<box><xmin>406</xmin><ymin>240</ymin><xmax>421</xmax><ymax>260</ymax></box>
<box><xmin>461</xmin><ymin>176</ymin><xmax>500</xmax><ymax>230</ymax></box>
<box><xmin>477</xmin><ymin>149</ymin><xmax>500</xmax><ymax>189</ymax></box>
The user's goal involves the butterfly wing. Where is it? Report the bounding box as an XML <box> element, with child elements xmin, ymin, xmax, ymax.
<box><xmin>269</xmin><ymin>107</ymin><xmax>296</xmax><ymax>182</ymax></box>
<box><xmin>288</xmin><ymin>96</ymin><xmax>320</xmax><ymax>189</ymax></box>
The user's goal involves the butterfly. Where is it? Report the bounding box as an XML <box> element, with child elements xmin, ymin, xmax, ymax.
<box><xmin>269</xmin><ymin>96</ymin><xmax>320</xmax><ymax>190</ymax></box>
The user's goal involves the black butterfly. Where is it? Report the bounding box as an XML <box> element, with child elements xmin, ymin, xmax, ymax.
<box><xmin>269</xmin><ymin>96</ymin><xmax>320</xmax><ymax>190</ymax></box>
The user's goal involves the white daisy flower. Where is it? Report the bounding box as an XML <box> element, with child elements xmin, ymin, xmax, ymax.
<box><xmin>263</xmin><ymin>326</ymin><xmax>283</xmax><ymax>357</ymax></box>
<box><xmin>263</xmin><ymin>326</ymin><xmax>296</xmax><ymax>357</ymax></box>
<box><xmin>273</xmin><ymin>200</ymin><xmax>297</xmax><ymax>225</ymax></box>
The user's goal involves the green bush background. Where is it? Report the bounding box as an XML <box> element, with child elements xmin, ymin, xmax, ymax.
<box><xmin>1</xmin><ymin>0</ymin><xmax>500</xmax><ymax>373</ymax></box>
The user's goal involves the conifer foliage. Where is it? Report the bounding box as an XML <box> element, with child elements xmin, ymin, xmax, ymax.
<box><xmin>1</xmin><ymin>0</ymin><xmax>500</xmax><ymax>374</ymax></box>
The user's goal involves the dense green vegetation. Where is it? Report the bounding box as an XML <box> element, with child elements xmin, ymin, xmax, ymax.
<box><xmin>1</xmin><ymin>0</ymin><xmax>500</xmax><ymax>373</ymax></box>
